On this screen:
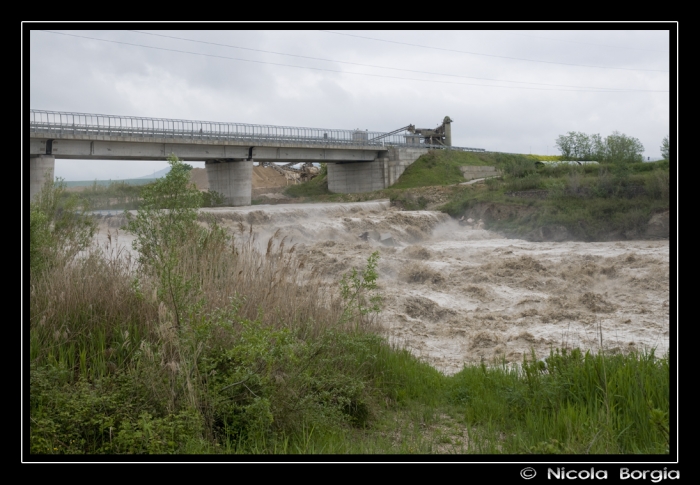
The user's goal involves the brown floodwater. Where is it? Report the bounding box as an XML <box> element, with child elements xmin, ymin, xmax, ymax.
<box><xmin>94</xmin><ymin>200</ymin><xmax>671</xmax><ymax>375</ymax></box>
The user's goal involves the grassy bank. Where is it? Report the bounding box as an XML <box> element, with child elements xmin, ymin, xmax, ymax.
<box><xmin>28</xmin><ymin>157</ymin><xmax>670</xmax><ymax>455</ymax></box>
<box><xmin>439</xmin><ymin>159</ymin><xmax>670</xmax><ymax>240</ymax></box>
<box><xmin>282</xmin><ymin>150</ymin><xmax>670</xmax><ymax>241</ymax></box>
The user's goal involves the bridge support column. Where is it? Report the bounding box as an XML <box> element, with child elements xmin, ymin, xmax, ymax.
<box><xmin>205</xmin><ymin>159</ymin><xmax>253</xmax><ymax>206</ymax></box>
<box><xmin>327</xmin><ymin>160</ymin><xmax>386</xmax><ymax>194</ymax></box>
<box><xmin>29</xmin><ymin>155</ymin><xmax>55</xmax><ymax>203</ymax></box>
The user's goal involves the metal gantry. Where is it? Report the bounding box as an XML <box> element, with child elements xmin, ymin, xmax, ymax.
<box><xmin>29</xmin><ymin>110</ymin><xmax>485</xmax><ymax>152</ymax></box>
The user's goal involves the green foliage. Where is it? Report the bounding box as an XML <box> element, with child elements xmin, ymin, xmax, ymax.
<box><xmin>605</xmin><ymin>131</ymin><xmax>644</xmax><ymax>164</ymax></box>
<box><xmin>448</xmin><ymin>349</ymin><xmax>669</xmax><ymax>453</ymax></box>
<box><xmin>124</xmin><ymin>154</ymin><xmax>226</xmax><ymax>330</ymax></box>
<box><xmin>198</xmin><ymin>299</ymin><xmax>394</xmax><ymax>445</ymax></box>
<box><xmin>501</xmin><ymin>157</ymin><xmax>536</xmax><ymax>178</ymax></box>
<box><xmin>30</xmin><ymin>366</ymin><xmax>203</xmax><ymax>454</ymax></box>
<box><xmin>555</xmin><ymin>131</ymin><xmax>643</xmax><ymax>163</ymax></box>
<box><xmin>29</xmin><ymin>176</ymin><xmax>96</xmax><ymax>274</ymax></box>
<box><xmin>485</xmin><ymin>177</ymin><xmax>500</xmax><ymax>191</ymax></box>
<box><xmin>201</xmin><ymin>190</ymin><xmax>225</xmax><ymax>207</ymax></box>
<box><xmin>661</xmin><ymin>135</ymin><xmax>669</xmax><ymax>160</ymax></box>
<box><xmin>505</xmin><ymin>174</ymin><xmax>541</xmax><ymax>192</ymax></box>
<box><xmin>555</xmin><ymin>131</ymin><xmax>603</xmax><ymax>161</ymax></box>
<box><xmin>29</xmin><ymin>205</ymin><xmax>51</xmax><ymax>272</ymax></box>
<box><xmin>645</xmin><ymin>169</ymin><xmax>670</xmax><ymax>200</ymax></box>
<box><xmin>392</xmin><ymin>151</ymin><xmax>478</xmax><ymax>189</ymax></box>
<box><xmin>339</xmin><ymin>251</ymin><xmax>382</xmax><ymax>329</ymax></box>
<box><xmin>390</xmin><ymin>192</ymin><xmax>428</xmax><ymax>210</ymax></box>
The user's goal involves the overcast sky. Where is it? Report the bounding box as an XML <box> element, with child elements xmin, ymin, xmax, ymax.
<box><xmin>27</xmin><ymin>27</ymin><xmax>672</xmax><ymax>181</ymax></box>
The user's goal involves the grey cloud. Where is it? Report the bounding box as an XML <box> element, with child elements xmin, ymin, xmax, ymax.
<box><xmin>29</xmin><ymin>27</ymin><xmax>672</xmax><ymax>181</ymax></box>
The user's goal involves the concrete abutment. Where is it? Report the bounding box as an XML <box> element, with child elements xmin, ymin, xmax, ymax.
<box><xmin>327</xmin><ymin>147</ymin><xmax>429</xmax><ymax>194</ymax></box>
<box><xmin>30</xmin><ymin>155</ymin><xmax>55</xmax><ymax>203</ymax></box>
<box><xmin>205</xmin><ymin>159</ymin><xmax>253</xmax><ymax>206</ymax></box>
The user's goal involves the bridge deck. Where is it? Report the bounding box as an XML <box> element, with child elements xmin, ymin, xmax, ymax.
<box><xmin>29</xmin><ymin>110</ymin><xmax>485</xmax><ymax>152</ymax></box>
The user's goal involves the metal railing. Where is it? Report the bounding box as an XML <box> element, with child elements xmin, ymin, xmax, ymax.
<box><xmin>29</xmin><ymin>109</ymin><xmax>485</xmax><ymax>151</ymax></box>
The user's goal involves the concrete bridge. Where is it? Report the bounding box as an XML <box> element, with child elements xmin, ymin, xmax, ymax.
<box><xmin>28</xmin><ymin>110</ymin><xmax>484</xmax><ymax>205</ymax></box>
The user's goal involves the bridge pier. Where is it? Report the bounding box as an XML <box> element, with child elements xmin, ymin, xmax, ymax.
<box><xmin>327</xmin><ymin>159</ymin><xmax>386</xmax><ymax>194</ymax></box>
<box><xmin>29</xmin><ymin>155</ymin><xmax>55</xmax><ymax>203</ymax></box>
<box><xmin>327</xmin><ymin>147</ymin><xmax>429</xmax><ymax>194</ymax></box>
<box><xmin>205</xmin><ymin>159</ymin><xmax>253</xmax><ymax>206</ymax></box>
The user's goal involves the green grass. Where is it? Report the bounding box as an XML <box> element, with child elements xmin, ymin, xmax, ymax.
<box><xmin>391</xmin><ymin>150</ymin><xmax>536</xmax><ymax>189</ymax></box>
<box><xmin>438</xmin><ymin>160</ymin><xmax>670</xmax><ymax>240</ymax></box>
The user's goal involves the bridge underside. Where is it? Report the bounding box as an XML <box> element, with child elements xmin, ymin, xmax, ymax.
<box><xmin>29</xmin><ymin>138</ymin><xmax>381</xmax><ymax>162</ymax></box>
<box><xmin>28</xmin><ymin>138</ymin><xmax>428</xmax><ymax>206</ymax></box>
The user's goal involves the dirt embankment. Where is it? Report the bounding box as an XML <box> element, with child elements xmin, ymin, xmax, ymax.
<box><xmin>189</xmin><ymin>168</ymin><xmax>209</xmax><ymax>190</ymax></box>
<box><xmin>251</xmin><ymin>166</ymin><xmax>292</xmax><ymax>199</ymax></box>
<box><xmin>191</xmin><ymin>166</ymin><xmax>293</xmax><ymax>200</ymax></box>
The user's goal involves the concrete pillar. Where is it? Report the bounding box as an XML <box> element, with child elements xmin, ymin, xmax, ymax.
<box><xmin>30</xmin><ymin>155</ymin><xmax>55</xmax><ymax>203</ymax></box>
<box><xmin>205</xmin><ymin>159</ymin><xmax>253</xmax><ymax>206</ymax></box>
<box><xmin>326</xmin><ymin>160</ymin><xmax>386</xmax><ymax>194</ymax></box>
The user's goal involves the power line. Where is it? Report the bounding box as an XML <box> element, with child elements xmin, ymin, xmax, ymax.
<box><xmin>36</xmin><ymin>31</ymin><xmax>667</xmax><ymax>94</ymax></box>
<box><xmin>127</xmin><ymin>30</ymin><xmax>666</xmax><ymax>93</ymax></box>
<box><xmin>508</xmin><ymin>32</ymin><xmax>669</xmax><ymax>53</ymax></box>
<box><xmin>318</xmin><ymin>30</ymin><xmax>670</xmax><ymax>73</ymax></box>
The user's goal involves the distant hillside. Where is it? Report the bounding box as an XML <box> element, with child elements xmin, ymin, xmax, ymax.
<box><xmin>63</xmin><ymin>178</ymin><xmax>157</xmax><ymax>188</ymax></box>
<box><xmin>136</xmin><ymin>166</ymin><xmax>171</xmax><ymax>179</ymax></box>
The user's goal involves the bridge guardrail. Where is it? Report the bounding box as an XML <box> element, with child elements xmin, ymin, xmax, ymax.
<box><xmin>29</xmin><ymin>110</ymin><xmax>485</xmax><ymax>152</ymax></box>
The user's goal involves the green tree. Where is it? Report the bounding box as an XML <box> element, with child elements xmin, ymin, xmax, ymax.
<box><xmin>555</xmin><ymin>132</ymin><xmax>576</xmax><ymax>160</ymax></box>
<box><xmin>124</xmin><ymin>154</ymin><xmax>225</xmax><ymax>330</ymax></box>
<box><xmin>590</xmin><ymin>133</ymin><xmax>606</xmax><ymax>161</ymax></box>
<box><xmin>604</xmin><ymin>131</ymin><xmax>644</xmax><ymax>164</ymax></box>
<box><xmin>556</xmin><ymin>131</ymin><xmax>644</xmax><ymax>163</ymax></box>
<box><xmin>661</xmin><ymin>135</ymin><xmax>669</xmax><ymax>160</ymax></box>
<box><xmin>555</xmin><ymin>132</ymin><xmax>597</xmax><ymax>160</ymax></box>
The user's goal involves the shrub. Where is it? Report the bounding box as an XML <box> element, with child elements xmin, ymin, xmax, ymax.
<box><xmin>645</xmin><ymin>170</ymin><xmax>670</xmax><ymax>200</ymax></box>
<box><xmin>29</xmin><ymin>176</ymin><xmax>96</xmax><ymax>275</ymax></box>
<box><xmin>124</xmin><ymin>154</ymin><xmax>227</xmax><ymax>331</ymax></box>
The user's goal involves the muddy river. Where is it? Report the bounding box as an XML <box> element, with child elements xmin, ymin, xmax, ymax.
<box><xmin>95</xmin><ymin>200</ymin><xmax>670</xmax><ymax>375</ymax></box>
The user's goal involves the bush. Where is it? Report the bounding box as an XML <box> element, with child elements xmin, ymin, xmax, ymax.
<box><xmin>501</xmin><ymin>157</ymin><xmax>537</xmax><ymax>178</ymax></box>
<box><xmin>506</xmin><ymin>174</ymin><xmax>541</xmax><ymax>192</ymax></box>
<box><xmin>645</xmin><ymin>170</ymin><xmax>670</xmax><ymax>200</ymax></box>
<box><xmin>30</xmin><ymin>366</ymin><xmax>203</xmax><ymax>454</ymax></box>
<box><xmin>390</xmin><ymin>192</ymin><xmax>428</xmax><ymax>210</ymax></box>
<box><xmin>29</xmin><ymin>176</ymin><xmax>96</xmax><ymax>275</ymax></box>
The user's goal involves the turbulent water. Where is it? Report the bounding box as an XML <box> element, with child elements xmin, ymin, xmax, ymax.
<box><xmin>95</xmin><ymin>200</ymin><xmax>671</xmax><ymax>375</ymax></box>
